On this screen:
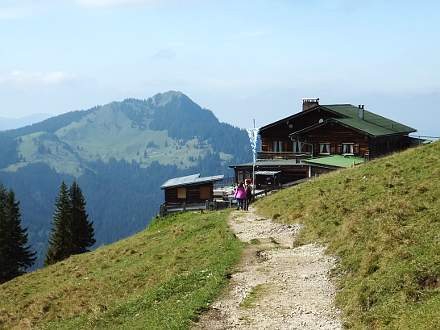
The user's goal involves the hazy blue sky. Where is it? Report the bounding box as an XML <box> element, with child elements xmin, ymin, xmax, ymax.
<box><xmin>1</xmin><ymin>0</ymin><xmax>439</xmax><ymax>135</ymax></box>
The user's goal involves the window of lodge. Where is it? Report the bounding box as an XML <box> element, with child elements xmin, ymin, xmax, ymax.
<box><xmin>342</xmin><ymin>143</ymin><xmax>354</xmax><ymax>155</ymax></box>
<box><xmin>319</xmin><ymin>143</ymin><xmax>331</xmax><ymax>155</ymax></box>
<box><xmin>272</xmin><ymin>140</ymin><xmax>283</xmax><ymax>152</ymax></box>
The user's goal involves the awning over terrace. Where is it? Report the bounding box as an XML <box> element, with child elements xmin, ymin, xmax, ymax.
<box><xmin>302</xmin><ymin>155</ymin><xmax>365</xmax><ymax>169</ymax></box>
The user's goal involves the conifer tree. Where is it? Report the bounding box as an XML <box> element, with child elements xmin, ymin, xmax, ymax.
<box><xmin>69</xmin><ymin>181</ymin><xmax>95</xmax><ymax>254</ymax></box>
<box><xmin>0</xmin><ymin>185</ymin><xmax>35</xmax><ymax>284</ymax></box>
<box><xmin>45</xmin><ymin>182</ymin><xmax>72</xmax><ymax>266</ymax></box>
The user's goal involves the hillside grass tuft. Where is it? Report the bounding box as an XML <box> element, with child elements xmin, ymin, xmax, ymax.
<box><xmin>0</xmin><ymin>210</ymin><xmax>243</xmax><ymax>329</ymax></box>
<box><xmin>256</xmin><ymin>142</ymin><xmax>440</xmax><ymax>329</ymax></box>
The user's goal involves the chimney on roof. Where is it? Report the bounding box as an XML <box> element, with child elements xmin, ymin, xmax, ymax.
<box><xmin>358</xmin><ymin>104</ymin><xmax>365</xmax><ymax>120</ymax></box>
<box><xmin>302</xmin><ymin>98</ymin><xmax>319</xmax><ymax>111</ymax></box>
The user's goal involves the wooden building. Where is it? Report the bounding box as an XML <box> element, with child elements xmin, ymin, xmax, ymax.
<box><xmin>231</xmin><ymin>159</ymin><xmax>308</xmax><ymax>187</ymax></box>
<box><xmin>160</xmin><ymin>173</ymin><xmax>224</xmax><ymax>214</ymax></box>
<box><xmin>231</xmin><ymin>98</ymin><xmax>417</xmax><ymax>185</ymax></box>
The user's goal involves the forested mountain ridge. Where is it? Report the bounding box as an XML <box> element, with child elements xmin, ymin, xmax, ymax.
<box><xmin>0</xmin><ymin>91</ymin><xmax>248</xmax><ymax>176</ymax></box>
<box><xmin>0</xmin><ymin>91</ymin><xmax>251</xmax><ymax>267</ymax></box>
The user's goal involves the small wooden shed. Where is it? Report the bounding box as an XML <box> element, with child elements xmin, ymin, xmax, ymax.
<box><xmin>161</xmin><ymin>173</ymin><xmax>224</xmax><ymax>206</ymax></box>
<box><xmin>255</xmin><ymin>170</ymin><xmax>281</xmax><ymax>189</ymax></box>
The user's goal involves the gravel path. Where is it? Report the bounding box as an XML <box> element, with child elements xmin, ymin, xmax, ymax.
<box><xmin>193</xmin><ymin>208</ymin><xmax>342</xmax><ymax>330</ymax></box>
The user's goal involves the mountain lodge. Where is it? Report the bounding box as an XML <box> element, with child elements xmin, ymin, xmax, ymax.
<box><xmin>231</xmin><ymin>98</ymin><xmax>418</xmax><ymax>187</ymax></box>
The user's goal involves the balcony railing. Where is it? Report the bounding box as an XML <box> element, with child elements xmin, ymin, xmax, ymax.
<box><xmin>257</xmin><ymin>151</ymin><xmax>312</xmax><ymax>160</ymax></box>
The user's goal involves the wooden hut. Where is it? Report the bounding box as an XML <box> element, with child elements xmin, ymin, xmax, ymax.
<box><xmin>160</xmin><ymin>173</ymin><xmax>224</xmax><ymax>215</ymax></box>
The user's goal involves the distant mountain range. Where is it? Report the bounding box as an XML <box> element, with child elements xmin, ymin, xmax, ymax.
<box><xmin>0</xmin><ymin>113</ymin><xmax>52</xmax><ymax>131</ymax></box>
<box><xmin>0</xmin><ymin>91</ymin><xmax>251</xmax><ymax>267</ymax></box>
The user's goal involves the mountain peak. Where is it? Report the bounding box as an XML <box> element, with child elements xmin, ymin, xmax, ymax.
<box><xmin>149</xmin><ymin>90</ymin><xmax>195</xmax><ymax>108</ymax></box>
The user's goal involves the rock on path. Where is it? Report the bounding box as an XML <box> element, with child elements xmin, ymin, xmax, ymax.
<box><xmin>193</xmin><ymin>208</ymin><xmax>342</xmax><ymax>330</ymax></box>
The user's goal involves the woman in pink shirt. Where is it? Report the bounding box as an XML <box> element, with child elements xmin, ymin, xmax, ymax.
<box><xmin>234</xmin><ymin>182</ymin><xmax>247</xmax><ymax>210</ymax></box>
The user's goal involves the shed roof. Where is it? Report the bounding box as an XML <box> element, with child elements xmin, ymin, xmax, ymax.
<box><xmin>255</xmin><ymin>170</ymin><xmax>282</xmax><ymax>176</ymax></box>
<box><xmin>303</xmin><ymin>155</ymin><xmax>365</xmax><ymax>168</ymax></box>
<box><xmin>161</xmin><ymin>173</ymin><xmax>224</xmax><ymax>189</ymax></box>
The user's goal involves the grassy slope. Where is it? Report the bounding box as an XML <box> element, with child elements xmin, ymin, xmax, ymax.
<box><xmin>256</xmin><ymin>142</ymin><xmax>440</xmax><ymax>329</ymax></box>
<box><xmin>0</xmin><ymin>210</ymin><xmax>243</xmax><ymax>329</ymax></box>
<box><xmin>13</xmin><ymin>110</ymin><xmax>212</xmax><ymax>176</ymax></box>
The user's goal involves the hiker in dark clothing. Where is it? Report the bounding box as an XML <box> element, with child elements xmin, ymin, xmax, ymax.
<box><xmin>244</xmin><ymin>180</ymin><xmax>252</xmax><ymax>211</ymax></box>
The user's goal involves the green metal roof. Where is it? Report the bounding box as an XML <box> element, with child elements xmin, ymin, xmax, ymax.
<box><xmin>261</xmin><ymin>103</ymin><xmax>416</xmax><ymax>137</ymax></box>
<box><xmin>333</xmin><ymin>118</ymin><xmax>395</xmax><ymax>136</ymax></box>
<box><xmin>322</xmin><ymin>104</ymin><xmax>416</xmax><ymax>137</ymax></box>
<box><xmin>303</xmin><ymin>155</ymin><xmax>365</xmax><ymax>168</ymax></box>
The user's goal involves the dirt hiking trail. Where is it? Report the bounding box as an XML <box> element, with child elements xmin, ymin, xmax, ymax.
<box><xmin>193</xmin><ymin>207</ymin><xmax>342</xmax><ymax>330</ymax></box>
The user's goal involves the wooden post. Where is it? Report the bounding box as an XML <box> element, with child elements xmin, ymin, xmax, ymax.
<box><xmin>159</xmin><ymin>204</ymin><xmax>167</xmax><ymax>217</ymax></box>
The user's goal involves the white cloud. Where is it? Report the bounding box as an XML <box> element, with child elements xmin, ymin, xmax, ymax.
<box><xmin>0</xmin><ymin>70</ymin><xmax>77</xmax><ymax>87</ymax></box>
<box><xmin>75</xmin><ymin>0</ymin><xmax>164</xmax><ymax>8</ymax></box>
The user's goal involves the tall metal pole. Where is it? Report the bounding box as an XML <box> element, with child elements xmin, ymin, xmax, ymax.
<box><xmin>252</xmin><ymin>119</ymin><xmax>256</xmax><ymax>197</ymax></box>
<box><xmin>247</xmin><ymin>120</ymin><xmax>258</xmax><ymax>199</ymax></box>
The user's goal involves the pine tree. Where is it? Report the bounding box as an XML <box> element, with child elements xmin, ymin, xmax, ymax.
<box><xmin>0</xmin><ymin>185</ymin><xmax>35</xmax><ymax>284</ymax></box>
<box><xmin>45</xmin><ymin>181</ymin><xmax>95</xmax><ymax>266</ymax></box>
<box><xmin>69</xmin><ymin>181</ymin><xmax>95</xmax><ymax>254</ymax></box>
<box><xmin>45</xmin><ymin>182</ymin><xmax>73</xmax><ymax>266</ymax></box>
<box><xmin>0</xmin><ymin>185</ymin><xmax>9</xmax><ymax>281</ymax></box>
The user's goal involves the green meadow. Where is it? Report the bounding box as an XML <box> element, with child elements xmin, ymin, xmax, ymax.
<box><xmin>257</xmin><ymin>142</ymin><xmax>440</xmax><ymax>329</ymax></box>
<box><xmin>0</xmin><ymin>210</ymin><xmax>243</xmax><ymax>329</ymax></box>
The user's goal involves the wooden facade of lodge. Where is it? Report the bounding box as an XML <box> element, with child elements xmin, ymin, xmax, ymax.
<box><xmin>231</xmin><ymin>98</ymin><xmax>418</xmax><ymax>187</ymax></box>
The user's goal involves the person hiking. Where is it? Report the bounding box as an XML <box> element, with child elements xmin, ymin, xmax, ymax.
<box><xmin>234</xmin><ymin>182</ymin><xmax>247</xmax><ymax>210</ymax></box>
<box><xmin>245</xmin><ymin>181</ymin><xmax>252</xmax><ymax>211</ymax></box>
